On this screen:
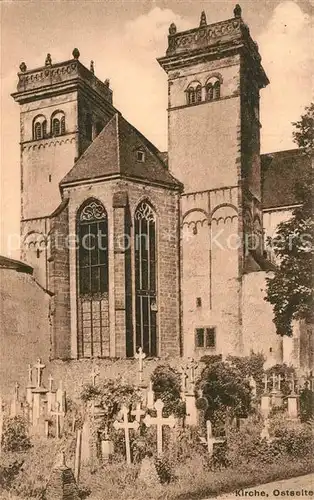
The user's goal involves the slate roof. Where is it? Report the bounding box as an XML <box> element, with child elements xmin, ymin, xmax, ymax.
<box><xmin>61</xmin><ymin>113</ymin><xmax>181</xmax><ymax>190</ymax></box>
<box><xmin>0</xmin><ymin>255</ymin><xmax>33</xmax><ymax>274</ymax></box>
<box><xmin>261</xmin><ymin>149</ymin><xmax>311</xmax><ymax>209</ymax></box>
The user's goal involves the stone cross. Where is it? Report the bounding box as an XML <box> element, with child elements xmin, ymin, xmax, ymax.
<box><xmin>28</xmin><ymin>364</ymin><xmax>34</xmax><ymax>385</ymax></box>
<box><xmin>135</xmin><ymin>347</ymin><xmax>146</xmax><ymax>385</ymax></box>
<box><xmin>34</xmin><ymin>358</ymin><xmax>46</xmax><ymax>387</ymax></box>
<box><xmin>113</xmin><ymin>405</ymin><xmax>139</xmax><ymax>464</ymax></box>
<box><xmin>180</xmin><ymin>366</ymin><xmax>188</xmax><ymax>395</ymax></box>
<box><xmin>48</xmin><ymin>374</ymin><xmax>54</xmax><ymax>392</ymax></box>
<box><xmin>51</xmin><ymin>402</ymin><xmax>64</xmax><ymax>439</ymax></box>
<box><xmin>187</xmin><ymin>358</ymin><xmax>198</xmax><ymax>385</ymax></box>
<box><xmin>206</xmin><ymin>420</ymin><xmax>225</xmax><ymax>457</ymax></box>
<box><xmin>271</xmin><ymin>373</ymin><xmax>277</xmax><ymax>391</ymax></box>
<box><xmin>277</xmin><ymin>374</ymin><xmax>283</xmax><ymax>391</ymax></box>
<box><xmin>290</xmin><ymin>375</ymin><xmax>297</xmax><ymax>394</ymax></box>
<box><xmin>14</xmin><ymin>382</ymin><xmax>20</xmax><ymax>401</ymax></box>
<box><xmin>131</xmin><ymin>402</ymin><xmax>145</xmax><ymax>423</ymax></box>
<box><xmin>146</xmin><ymin>380</ymin><xmax>154</xmax><ymax>409</ymax></box>
<box><xmin>91</xmin><ymin>366</ymin><xmax>100</xmax><ymax>387</ymax></box>
<box><xmin>143</xmin><ymin>399</ymin><xmax>176</xmax><ymax>457</ymax></box>
<box><xmin>263</xmin><ymin>374</ymin><xmax>268</xmax><ymax>393</ymax></box>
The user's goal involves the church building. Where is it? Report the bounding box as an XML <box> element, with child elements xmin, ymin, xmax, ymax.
<box><xmin>2</xmin><ymin>5</ymin><xmax>312</xmax><ymax>379</ymax></box>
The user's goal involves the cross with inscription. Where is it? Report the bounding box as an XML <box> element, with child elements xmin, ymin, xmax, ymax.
<box><xmin>135</xmin><ymin>347</ymin><xmax>146</xmax><ymax>385</ymax></box>
<box><xmin>34</xmin><ymin>358</ymin><xmax>45</xmax><ymax>387</ymax></box>
<box><xmin>113</xmin><ymin>406</ymin><xmax>139</xmax><ymax>464</ymax></box>
<box><xmin>143</xmin><ymin>399</ymin><xmax>176</xmax><ymax>457</ymax></box>
<box><xmin>131</xmin><ymin>402</ymin><xmax>145</xmax><ymax>423</ymax></box>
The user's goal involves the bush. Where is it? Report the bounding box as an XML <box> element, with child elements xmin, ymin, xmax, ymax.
<box><xmin>299</xmin><ymin>387</ymin><xmax>314</xmax><ymax>422</ymax></box>
<box><xmin>196</xmin><ymin>360</ymin><xmax>252</xmax><ymax>433</ymax></box>
<box><xmin>2</xmin><ymin>416</ymin><xmax>31</xmax><ymax>452</ymax></box>
<box><xmin>0</xmin><ymin>456</ymin><xmax>24</xmax><ymax>490</ymax></box>
<box><xmin>227</xmin><ymin>352</ymin><xmax>265</xmax><ymax>396</ymax></box>
<box><xmin>151</xmin><ymin>364</ymin><xmax>186</xmax><ymax>418</ymax></box>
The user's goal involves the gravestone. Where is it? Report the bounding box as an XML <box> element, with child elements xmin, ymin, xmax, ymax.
<box><xmin>113</xmin><ymin>405</ymin><xmax>139</xmax><ymax>464</ymax></box>
<box><xmin>45</xmin><ymin>451</ymin><xmax>80</xmax><ymax>500</ymax></box>
<box><xmin>137</xmin><ymin>456</ymin><xmax>160</xmax><ymax>487</ymax></box>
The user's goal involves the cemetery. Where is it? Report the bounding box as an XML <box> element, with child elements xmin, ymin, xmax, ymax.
<box><xmin>0</xmin><ymin>352</ymin><xmax>313</xmax><ymax>499</ymax></box>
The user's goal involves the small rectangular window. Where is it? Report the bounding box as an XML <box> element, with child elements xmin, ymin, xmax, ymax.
<box><xmin>136</xmin><ymin>150</ymin><xmax>145</xmax><ymax>162</ymax></box>
<box><xmin>195</xmin><ymin>327</ymin><xmax>216</xmax><ymax>349</ymax></box>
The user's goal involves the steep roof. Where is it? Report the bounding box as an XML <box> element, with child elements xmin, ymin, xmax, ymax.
<box><xmin>61</xmin><ymin>113</ymin><xmax>181</xmax><ymax>190</ymax></box>
<box><xmin>261</xmin><ymin>149</ymin><xmax>311</xmax><ymax>209</ymax></box>
<box><xmin>0</xmin><ymin>255</ymin><xmax>33</xmax><ymax>274</ymax></box>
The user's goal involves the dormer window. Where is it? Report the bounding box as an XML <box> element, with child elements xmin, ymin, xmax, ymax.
<box><xmin>206</xmin><ymin>76</ymin><xmax>222</xmax><ymax>102</ymax></box>
<box><xmin>51</xmin><ymin>111</ymin><xmax>66</xmax><ymax>137</ymax></box>
<box><xmin>33</xmin><ymin>115</ymin><xmax>47</xmax><ymax>140</ymax></box>
<box><xmin>136</xmin><ymin>149</ymin><xmax>145</xmax><ymax>162</ymax></box>
<box><xmin>186</xmin><ymin>81</ymin><xmax>202</xmax><ymax>106</ymax></box>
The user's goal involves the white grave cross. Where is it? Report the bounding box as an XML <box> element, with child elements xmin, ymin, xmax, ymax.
<box><xmin>51</xmin><ymin>402</ymin><xmax>64</xmax><ymax>439</ymax></box>
<box><xmin>34</xmin><ymin>358</ymin><xmax>46</xmax><ymax>387</ymax></box>
<box><xmin>113</xmin><ymin>405</ymin><xmax>139</xmax><ymax>464</ymax></box>
<box><xmin>135</xmin><ymin>347</ymin><xmax>146</xmax><ymax>385</ymax></box>
<box><xmin>143</xmin><ymin>399</ymin><xmax>176</xmax><ymax>457</ymax></box>
<box><xmin>131</xmin><ymin>402</ymin><xmax>145</xmax><ymax>423</ymax></box>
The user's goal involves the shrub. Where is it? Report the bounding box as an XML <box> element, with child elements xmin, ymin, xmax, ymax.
<box><xmin>80</xmin><ymin>377</ymin><xmax>141</xmax><ymax>428</ymax></box>
<box><xmin>265</xmin><ymin>364</ymin><xmax>296</xmax><ymax>396</ymax></box>
<box><xmin>227</xmin><ymin>352</ymin><xmax>265</xmax><ymax>396</ymax></box>
<box><xmin>270</xmin><ymin>415</ymin><xmax>314</xmax><ymax>457</ymax></box>
<box><xmin>151</xmin><ymin>364</ymin><xmax>186</xmax><ymax>418</ymax></box>
<box><xmin>299</xmin><ymin>387</ymin><xmax>314</xmax><ymax>422</ymax></box>
<box><xmin>0</xmin><ymin>456</ymin><xmax>24</xmax><ymax>490</ymax></box>
<box><xmin>196</xmin><ymin>360</ymin><xmax>252</xmax><ymax>433</ymax></box>
<box><xmin>2</xmin><ymin>416</ymin><xmax>31</xmax><ymax>452</ymax></box>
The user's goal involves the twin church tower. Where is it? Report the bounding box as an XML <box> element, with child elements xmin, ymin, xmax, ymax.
<box><xmin>12</xmin><ymin>6</ymin><xmax>280</xmax><ymax>363</ymax></box>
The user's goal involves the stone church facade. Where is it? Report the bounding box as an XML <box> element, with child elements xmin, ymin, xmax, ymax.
<box><xmin>5</xmin><ymin>6</ymin><xmax>312</xmax><ymax>372</ymax></box>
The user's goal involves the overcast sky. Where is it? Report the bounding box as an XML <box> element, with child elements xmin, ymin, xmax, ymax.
<box><xmin>0</xmin><ymin>0</ymin><xmax>313</xmax><ymax>257</ymax></box>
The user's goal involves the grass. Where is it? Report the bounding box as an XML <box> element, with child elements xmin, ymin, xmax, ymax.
<box><xmin>77</xmin><ymin>455</ymin><xmax>314</xmax><ymax>500</ymax></box>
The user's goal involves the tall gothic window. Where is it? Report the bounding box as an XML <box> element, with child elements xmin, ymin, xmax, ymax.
<box><xmin>134</xmin><ymin>200</ymin><xmax>157</xmax><ymax>357</ymax></box>
<box><xmin>77</xmin><ymin>199</ymin><xmax>109</xmax><ymax>358</ymax></box>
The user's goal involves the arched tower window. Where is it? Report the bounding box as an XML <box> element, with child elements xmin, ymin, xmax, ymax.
<box><xmin>33</xmin><ymin>115</ymin><xmax>47</xmax><ymax>140</ymax></box>
<box><xmin>77</xmin><ymin>198</ymin><xmax>109</xmax><ymax>358</ymax></box>
<box><xmin>51</xmin><ymin>111</ymin><xmax>66</xmax><ymax>137</ymax></box>
<box><xmin>186</xmin><ymin>81</ymin><xmax>202</xmax><ymax>105</ymax></box>
<box><xmin>206</xmin><ymin>76</ymin><xmax>221</xmax><ymax>101</ymax></box>
<box><xmin>134</xmin><ymin>200</ymin><xmax>157</xmax><ymax>357</ymax></box>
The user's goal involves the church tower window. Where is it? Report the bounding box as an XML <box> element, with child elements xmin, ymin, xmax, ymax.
<box><xmin>33</xmin><ymin>115</ymin><xmax>47</xmax><ymax>140</ymax></box>
<box><xmin>77</xmin><ymin>198</ymin><xmax>109</xmax><ymax>358</ymax></box>
<box><xmin>186</xmin><ymin>81</ymin><xmax>202</xmax><ymax>105</ymax></box>
<box><xmin>51</xmin><ymin>111</ymin><xmax>66</xmax><ymax>137</ymax></box>
<box><xmin>134</xmin><ymin>200</ymin><xmax>157</xmax><ymax>357</ymax></box>
<box><xmin>206</xmin><ymin>77</ymin><xmax>221</xmax><ymax>101</ymax></box>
